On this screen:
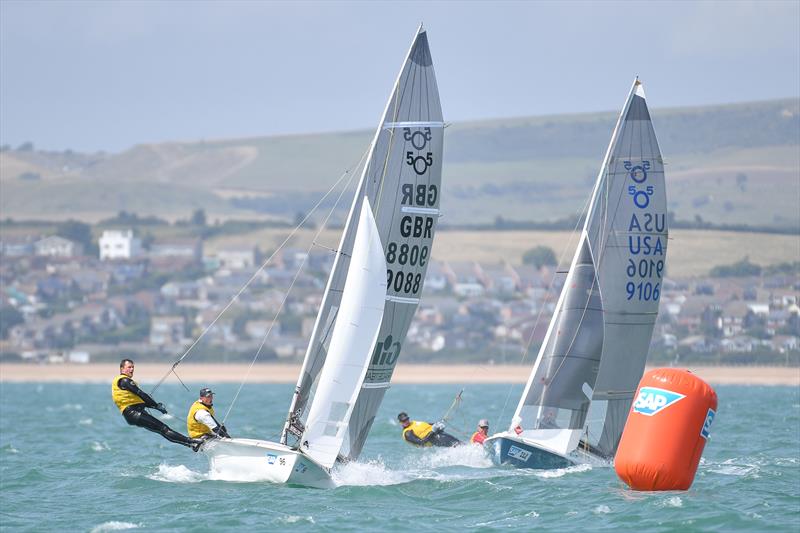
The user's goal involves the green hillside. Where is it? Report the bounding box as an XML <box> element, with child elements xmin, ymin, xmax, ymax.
<box><xmin>1</xmin><ymin>98</ymin><xmax>797</xmax><ymax>227</ymax></box>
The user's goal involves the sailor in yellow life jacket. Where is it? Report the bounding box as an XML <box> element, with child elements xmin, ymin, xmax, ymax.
<box><xmin>112</xmin><ymin>358</ymin><xmax>202</xmax><ymax>450</ymax></box>
<box><xmin>187</xmin><ymin>388</ymin><xmax>230</xmax><ymax>441</ymax></box>
<box><xmin>398</xmin><ymin>412</ymin><xmax>461</xmax><ymax>448</ymax></box>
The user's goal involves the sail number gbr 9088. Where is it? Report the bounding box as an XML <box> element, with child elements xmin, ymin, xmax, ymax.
<box><xmin>386</xmin><ymin>127</ymin><xmax>438</xmax><ymax>297</ymax></box>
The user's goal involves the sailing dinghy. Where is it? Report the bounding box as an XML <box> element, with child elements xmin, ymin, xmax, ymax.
<box><xmin>203</xmin><ymin>26</ymin><xmax>443</xmax><ymax>487</ymax></box>
<box><xmin>486</xmin><ymin>79</ymin><xmax>667</xmax><ymax>469</ymax></box>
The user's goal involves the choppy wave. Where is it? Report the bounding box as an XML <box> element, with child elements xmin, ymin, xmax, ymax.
<box><xmin>91</xmin><ymin>441</ymin><xmax>110</xmax><ymax>452</ymax></box>
<box><xmin>334</xmin><ymin>444</ymin><xmax>495</xmax><ymax>487</ymax></box>
<box><xmin>147</xmin><ymin>464</ymin><xmax>206</xmax><ymax>483</ymax></box>
<box><xmin>332</xmin><ymin>458</ymin><xmax>409</xmax><ymax>486</ymax></box>
<box><xmin>90</xmin><ymin>522</ymin><xmax>141</xmax><ymax>532</ymax></box>
<box><xmin>46</xmin><ymin>403</ymin><xmax>83</xmax><ymax>412</ymax></box>
<box><xmin>275</xmin><ymin>515</ymin><xmax>315</xmax><ymax>524</ymax></box>
<box><xmin>2</xmin><ymin>443</ymin><xmax>19</xmax><ymax>454</ymax></box>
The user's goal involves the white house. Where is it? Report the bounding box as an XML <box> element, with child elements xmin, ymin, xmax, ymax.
<box><xmin>99</xmin><ymin>230</ymin><xmax>141</xmax><ymax>260</ymax></box>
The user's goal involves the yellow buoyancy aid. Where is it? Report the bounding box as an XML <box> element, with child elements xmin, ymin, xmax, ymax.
<box><xmin>111</xmin><ymin>374</ymin><xmax>145</xmax><ymax>413</ymax></box>
<box><xmin>402</xmin><ymin>420</ymin><xmax>433</xmax><ymax>445</ymax></box>
<box><xmin>187</xmin><ymin>401</ymin><xmax>216</xmax><ymax>438</ymax></box>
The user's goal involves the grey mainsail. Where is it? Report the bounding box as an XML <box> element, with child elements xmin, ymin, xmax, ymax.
<box><xmin>512</xmin><ymin>79</ymin><xmax>667</xmax><ymax>458</ymax></box>
<box><xmin>282</xmin><ymin>26</ymin><xmax>443</xmax><ymax>462</ymax></box>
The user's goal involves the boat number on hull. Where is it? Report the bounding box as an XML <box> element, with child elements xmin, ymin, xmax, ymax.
<box><xmin>507</xmin><ymin>445</ymin><xmax>532</xmax><ymax>462</ymax></box>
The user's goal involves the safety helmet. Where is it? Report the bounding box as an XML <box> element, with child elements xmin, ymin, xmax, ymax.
<box><xmin>199</xmin><ymin>387</ymin><xmax>214</xmax><ymax>397</ymax></box>
<box><xmin>397</xmin><ymin>412</ymin><xmax>409</xmax><ymax>423</ymax></box>
<box><xmin>478</xmin><ymin>419</ymin><xmax>489</xmax><ymax>428</ymax></box>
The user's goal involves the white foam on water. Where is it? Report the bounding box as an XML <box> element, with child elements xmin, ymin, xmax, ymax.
<box><xmin>525</xmin><ymin>511</ymin><xmax>540</xmax><ymax>518</ymax></box>
<box><xmin>90</xmin><ymin>521</ymin><xmax>141</xmax><ymax>532</ymax></box>
<box><xmin>91</xmin><ymin>441</ymin><xmax>110</xmax><ymax>452</ymax></box>
<box><xmin>661</xmin><ymin>496</ymin><xmax>683</xmax><ymax>508</ymax></box>
<box><xmin>593</xmin><ymin>505</ymin><xmax>611</xmax><ymax>514</ymax></box>
<box><xmin>2</xmin><ymin>444</ymin><xmax>19</xmax><ymax>454</ymax></box>
<box><xmin>46</xmin><ymin>403</ymin><xmax>83</xmax><ymax>412</ymax></box>
<box><xmin>708</xmin><ymin>458</ymin><xmax>760</xmax><ymax>477</ymax></box>
<box><xmin>79</xmin><ymin>418</ymin><xmax>93</xmax><ymax>426</ymax></box>
<box><xmin>415</xmin><ymin>443</ymin><xmax>494</xmax><ymax>469</ymax></box>
<box><xmin>534</xmin><ymin>463</ymin><xmax>592</xmax><ymax>478</ymax></box>
<box><xmin>276</xmin><ymin>515</ymin><xmax>315</xmax><ymax>524</ymax></box>
<box><xmin>332</xmin><ymin>458</ymin><xmax>411</xmax><ymax>487</ymax></box>
<box><xmin>148</xmin><ymin>463</ymin><xmax>206</xmax><ymax>483</ymax></box>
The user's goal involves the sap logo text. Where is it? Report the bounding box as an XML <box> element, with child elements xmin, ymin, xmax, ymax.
<box><xmin>633</xmin><ymin>387</ymin><xmax>685</xmax><ymax>416</ymax></box>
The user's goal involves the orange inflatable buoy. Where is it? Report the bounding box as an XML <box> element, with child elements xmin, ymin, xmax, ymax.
<box><xmin>614</xmin><ymin>368</ymin><xmax>717</xmax><ymax>491</ymax></box>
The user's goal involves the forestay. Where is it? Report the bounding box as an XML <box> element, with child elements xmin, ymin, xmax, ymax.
<box><xmin>300</xmin><ymin>201</ymin><xmax>386</xmax><ymax>469</ymax></box>
<box><xmin>512</xmin><ymin>80</ymin><xmax>667</xmax><ymax>458</ymax></box>
<box><xmin>282</xmin><ymin>26</ymin><xmax>443</xmax><ymax>462</ymax></box>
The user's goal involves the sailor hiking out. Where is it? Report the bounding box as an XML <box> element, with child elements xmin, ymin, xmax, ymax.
<box><xmin>111</xmin><ymin>359</ymin><xmax>202</xmax><ymax>450</ymax></box>
<box><xmin>398</xmin><ymin>412</ymin><xmax>461</xmax><ymax>447</ymax></box>
<box><xmin>187</xmin><ymin>387</ymin><xmax>231</xmax><ymax>443</ymax></box>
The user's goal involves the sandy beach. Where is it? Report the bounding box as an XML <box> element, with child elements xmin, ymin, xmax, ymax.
<box><xmin>0</xmin><ymin>363</ymin><xmax>797</xmax><ymax>386</ymax></box>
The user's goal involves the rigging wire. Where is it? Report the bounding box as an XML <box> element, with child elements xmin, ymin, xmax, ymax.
<box><xmin>221</xmin><ymin>150</ymin><xmax>364</xmax><ymax>424</ymax></box>
<box><xmin>148</xmin><ymin>153</ymin><xmax>368</xmax><ymax>396</ymax></box>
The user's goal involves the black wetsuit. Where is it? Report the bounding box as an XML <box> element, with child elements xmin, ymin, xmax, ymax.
<box><xmin>117</xmin><ymin>377</ymin><xmax>196</xmax><ymax>448</ymax></box>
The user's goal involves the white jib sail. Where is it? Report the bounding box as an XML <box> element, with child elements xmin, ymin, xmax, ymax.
<box><xmin>300</xmin><ymin>198</ymin><xmax>387</xmax><ymax>469</ymax></box>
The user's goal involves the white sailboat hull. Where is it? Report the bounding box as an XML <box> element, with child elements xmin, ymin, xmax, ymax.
<box><xmin>202</xmin><ymin>438</ymin><xmax>335</xmax><ymax>488</ymax></box>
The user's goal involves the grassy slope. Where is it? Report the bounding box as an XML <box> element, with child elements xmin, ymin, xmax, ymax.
<box><xmin>1</xmin><ymin>98</ymin><xmax>797</xmax><ymax>227</ymax></box>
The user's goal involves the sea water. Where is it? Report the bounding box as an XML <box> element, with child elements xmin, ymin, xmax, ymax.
<box><xmin>1</xmin><ymin>381</ymin><xmax>798</xmax><ymax>531</ymax></box>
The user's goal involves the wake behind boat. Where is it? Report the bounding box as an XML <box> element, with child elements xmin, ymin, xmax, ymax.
<box><xmin>200</xmin><ymin>26</ymin><xmax>443</xmax><ymax>487</ymax></box>
<box><xmin>487</xmin><ymin>79</ymin><xmax>668</xmax><ymax>469</ymax></box>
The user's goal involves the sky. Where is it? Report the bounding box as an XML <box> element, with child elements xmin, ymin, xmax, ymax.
<box><xmin>1</xmin><ymin>0</ymin><xmax>798</xmax><ymax>153</ymax></box>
